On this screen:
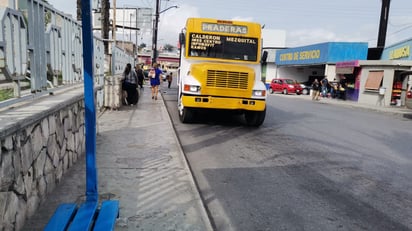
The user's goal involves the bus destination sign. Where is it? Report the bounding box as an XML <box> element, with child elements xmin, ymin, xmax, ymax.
<box><xmin>202</xmin><ymin>22</ymin><xmax>248</xmax><ymax>34</ymax></box>
<box><xmin>190</xmin><ymin>33</ymin><xmax>256</xmax><ymax>51</ymax></box>
<box><xmin>190</xmin><ymin>34</ymin><xmax>222</xmax><ymax>50</ymax></box>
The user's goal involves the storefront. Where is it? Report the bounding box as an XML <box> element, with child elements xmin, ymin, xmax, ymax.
<box><xmin>345</xmin><ymin>61</ymin><xmax>412</xmax><ymax>107</ymax></box>
<box><xmin>381</xmin><ymin>39</ymin><xmax>412</xmax><ymax>107</ymax></box>
<box><xmin>336</xmin><ymin>39</ymin><xmax>412</xmax><ymax>107</ymax></box>
<box><xmin>335</xmin><ymin>61</ymin><xmax>362</xmax><ymax>101</ymax></box>
<box><xmin>274</xmin><ymin>42</ymin><xmax>368</xmax><ymax>89</ymax></box>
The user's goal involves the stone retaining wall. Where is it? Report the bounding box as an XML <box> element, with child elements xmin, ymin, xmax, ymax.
<box><xmin>0</xmin><ymin>87</ymin><xmax>85</xmax><ymax>231</ymax></box>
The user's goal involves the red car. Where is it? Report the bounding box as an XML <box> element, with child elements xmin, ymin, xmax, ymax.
<box><xmin>269</xmin><ymin>78</ymin><xmax>303</xmax><ymax>95</ymax></box>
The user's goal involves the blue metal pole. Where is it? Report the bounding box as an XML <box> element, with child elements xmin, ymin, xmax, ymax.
<box><xmin>81</xmin><ymin>0</ymin><xmax>98</xmax><ymax>203</ymax></box>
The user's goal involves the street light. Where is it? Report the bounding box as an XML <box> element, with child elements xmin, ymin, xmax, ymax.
<box><xmin>159</xmin><ymin>6</ymin><xmax>179</xmax><ymax>14</ymax></box>
<box><xmin>151</xmin><ymin>1</ymin><xmax>178</xmax><ymax>65</ymax></box>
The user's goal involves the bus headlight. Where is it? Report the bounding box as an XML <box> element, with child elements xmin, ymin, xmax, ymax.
<box><xmin>253</xmin><ymin>90</ymin><xmax>266</xmax><ymax>97</ymax></box>
<box><xmin>184</xmin><ymin>84</ymin><xmax>200</xmax><ymax>93</ymax></box>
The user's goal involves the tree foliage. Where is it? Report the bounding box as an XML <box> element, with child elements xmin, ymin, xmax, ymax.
<box><xmin>138</xmin><ymin>43</ymin><xmax>147</xmax><ymax>51</ymax></box>
<box><xmin>163</xmin><ymin>44</ymin><xmax>175</xmax><ymax>52</ymax></box>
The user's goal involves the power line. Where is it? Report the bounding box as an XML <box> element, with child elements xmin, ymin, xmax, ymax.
<box><xmin>388</xmin><ymin>24</ymin><xmax>412</xmax><ymax>36</ymax></box>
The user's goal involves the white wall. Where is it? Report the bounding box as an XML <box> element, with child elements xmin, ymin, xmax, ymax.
<box><xmin>265</xmin><ymin>63</ymin><xmax>277</xmax><ymax>83</ymax></box>
<box><xmin>358</xmin><ymin>67</ymin><xmax>395</xmax><ymax>106</ymax></box>
<box><xmin>325</xmin><ymin>64</ymin><xmax>337</xmax><ymax>81</ymax></box>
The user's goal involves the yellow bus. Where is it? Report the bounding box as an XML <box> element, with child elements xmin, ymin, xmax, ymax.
<box><xmin>177</xmin><ymin>18</ymin><xmax>267</xmax><ymax>126</ymax></box>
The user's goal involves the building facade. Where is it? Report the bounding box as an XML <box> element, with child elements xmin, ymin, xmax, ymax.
<box><xmin>273</xmin><ymin>42</ymin><xmax>369</xmax><ymax>87</ymax></box>
<box><xmin>336</xmin><ymin>39</ymin><xmax>412</xmax><ymax>108</ymax></box>
<box><xmin>269</xmin><ymin>39</ymin><xmax>412</xmax><ymax>109</ymax></box>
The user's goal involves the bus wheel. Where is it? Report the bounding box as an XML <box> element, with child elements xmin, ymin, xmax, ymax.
<box><xmin>179</xmin><ymin>107</ymin><xmax>194</xmax><ymax>123</ymax></box>
<box><xmin>244</xmin><ymin>108</ymin><xmax>266</xmax><ymax>127</ymax></box>
<box><xmin>283</xmin><ymin>89</ymin><xmax>288</xmax><ymax>95</ymax></box>
<box><xmin>178</xmin><ymin>96</ymin><xmax>194</xmax><ymax>123</ymax></box>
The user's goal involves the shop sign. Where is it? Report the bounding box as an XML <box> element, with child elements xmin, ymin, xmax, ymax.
<box><xmin>279</xmin><ymin>49</ymin><xmax>321</xmax><ymax>62</ymax></box>
<box><xmin>389</xmin><ymin>45</ymin><xmax>410</xmax><ymax>60</ymax></box>
<box><xmin>336</xmin><ymin>67</ymin><xmax>354</xmax><ymax>74</ymax></box>
<box><xmin>276</xmin><ymin>42</ymin><xmax>368</xmax><ymax>65</ymax></box>
<box><xmin>336</xmin><ymin>60</ymin><xmax>359</xmax><ymax>68</ymax></box>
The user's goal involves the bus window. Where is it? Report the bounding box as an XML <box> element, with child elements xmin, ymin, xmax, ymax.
<box><xmin>188</xmin><ymin>33</ymin><xmax>258</xmax><ymax>61</ymax></box>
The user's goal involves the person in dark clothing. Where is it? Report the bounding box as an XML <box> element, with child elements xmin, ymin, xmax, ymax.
<box><xmin>311</xmin><ymin>79</ymin><xmax>320</xmax><ymax>100</ymax></box>
<box><xmin>135</xmin><ymin>64</ymin><xmax>144</xmax><ymax>89</ymax></box>
<box><xmin>122</xmin><ymin>63</ymin><xmax>138</xmax><ymax>105</ymax></box>
<box><xmin>339</xmin><ymin>76</ymin><xmax>347</xmax><ymax>100</ymax></box>
<box><xmin>330</xmin><ymin>78</ymin><xmax>338</xmax><ymax>98</ymax></box>
<box><xmin>167</xmin><ymin>72</ymin><xmax>173</xmax><ymax>89</ymax></box>
<box><xmin>321</xmin><ymin>77</ymin><xmax>329</xmax><ymax>98</ymax></box>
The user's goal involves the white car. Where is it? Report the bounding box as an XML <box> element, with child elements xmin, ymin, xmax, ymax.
<box><xmin>161</xmin><ymin>73</ymin><xmax>167</xmax><ymax>81</ymax></box>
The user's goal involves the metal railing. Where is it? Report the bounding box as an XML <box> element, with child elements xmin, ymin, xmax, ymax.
<box><xmin>0</xmin><ymin>0</ymin><xmax>134</xmax><ymax>108</ymax></box>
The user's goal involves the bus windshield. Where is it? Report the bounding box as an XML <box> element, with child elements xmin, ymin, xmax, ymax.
<box><xmin>188</xmin><ymin>33</ymin><xmax>258</xmax><ymax>62</ymax></box>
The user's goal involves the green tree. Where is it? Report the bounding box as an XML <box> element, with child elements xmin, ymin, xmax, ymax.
<box><xmin>163</xmin><ymin>44</ymin><xmax>175</xmax><ymax>52</ymax></box>
<box><xmin>138</xmin><ymin>43</ymin><xmax>147</xmax><ymax>52</ymax></box>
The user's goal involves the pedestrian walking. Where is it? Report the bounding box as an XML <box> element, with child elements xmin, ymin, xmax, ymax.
<box><xmin>149</xmin><ymin>63</ymin><xmax>162</xmax><ymax>100</ymax></box>
<box><xmin>321</xmin><ymin>77</ymin><xmax>329</xmax><ymax>98</ymax></box>
<box><xmin>122</xmin><ymin>63</ymin><xmax>138</xmax><ymax>105</ymax></box>
<box><xmin>167</xmin><ymin>72</ymin><xmax>173</xmax><ymax>89</ymax></box>
<box><xmin>135</xmin><ymin>64</ymin><xmax>144</xmax><ymax>89</ymax></box>
<box><xmin>311</xmin><ymin>79</ymin><xmax>320</xmax><ymax>101</ymax></box>
<box><xmin>339</xmin><ymin>76</ymin><xmax>347</xmax><ymax>100</ymax></box>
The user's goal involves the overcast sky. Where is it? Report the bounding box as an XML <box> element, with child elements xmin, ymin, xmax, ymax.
<box><xmin>48</xmin><ymin>0</ymin><xmax>412</xmax><ymax>48</ymax></box>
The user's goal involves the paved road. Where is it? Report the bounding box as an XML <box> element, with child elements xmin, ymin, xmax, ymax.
<box><xmin>163</xmin><ymin>87</ymin><xmax>412</xmax><ymax>231</ymax></box>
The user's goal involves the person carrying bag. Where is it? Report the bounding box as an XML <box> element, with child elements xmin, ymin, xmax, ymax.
<box><xmin>122</xmin><ymin>63</ymin><xmax>139</xmax><ymax>105</ymax></box>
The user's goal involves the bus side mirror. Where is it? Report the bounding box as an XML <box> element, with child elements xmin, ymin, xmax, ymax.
<box><xmin>261</xmin><ymin>51</ymin><xmax>268</xmax><ymax>64</ymax></box>
<box><xmin>179</xmin><ymin>33</ymin><xmax>185</xmax><ymax>46</ymax></box>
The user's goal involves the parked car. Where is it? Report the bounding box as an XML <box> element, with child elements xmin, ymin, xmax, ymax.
<box><xmin>300</xmin><ymin>82</ymin><xmax>312</xmax><ymax>95</ymax></box>
<box><xmin>269</xmin><ymin>78</ymin><xmax>303</xmax><ymax>95</ymax></box>
<box><xmin>161</xmin><ymin>72</ymin><xmax>167</xmax><ymax>81</ymax></box>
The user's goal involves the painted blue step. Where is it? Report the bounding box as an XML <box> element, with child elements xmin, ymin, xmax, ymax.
<box><xmin>44</xmin><ymin>203</ymin><xmax>77</xmax><ymax>231</ymax></box>
<box><xmin>44</xmin><ymin>200</ymin><xmax>119</xmax><ymax>231</ymax></box>
<box><xmin>67</xmin><ymin>201</ymin><xmax>98</xmax><ymax>231</ymax></box>
<box><xmin>93</xmin><ymin>200</ymin><xmax>120</xmax><ymax>231</ymax></box>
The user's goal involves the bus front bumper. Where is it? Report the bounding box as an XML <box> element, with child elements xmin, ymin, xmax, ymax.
<box><xmin>182</xmin><ymin>95</ymin><xmax>266</xmax><ymax>111</ymax></box>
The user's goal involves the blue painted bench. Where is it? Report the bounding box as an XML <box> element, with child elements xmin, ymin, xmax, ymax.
<box><xmin>44</xmin><ymin>200</ymin><xmax>119</xmax><ymax>231</ymax></box>
<box><xmin>43</xmin><ymin>2</ymin><xmax>120</xmax><ymax>231</ymax></box>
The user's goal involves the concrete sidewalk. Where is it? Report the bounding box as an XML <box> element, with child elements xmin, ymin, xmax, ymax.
<box><xmin>22</xmin><ymin>85</ymin><xmax>213</xmax><ymax>231</ymax></box>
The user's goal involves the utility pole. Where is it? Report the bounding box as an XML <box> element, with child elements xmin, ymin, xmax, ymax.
<box><xmin>377</xmin><ymin>0</ymin><xmax>391</xmax><ymax>48</ymax></box>
<box><xmin>112</xmin><ymin>0</ymin><xmax>116</xmax><ymax>42</ymax></box>
<box><xmin>152</xmin><ymin>0</ymin><xmax>160</xmax><ymax>65</ymax></box>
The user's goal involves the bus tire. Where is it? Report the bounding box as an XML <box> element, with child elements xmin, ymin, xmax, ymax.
<box><xmin>244</xmin><ymin>108</ymin><xmax>266</xmax><ymax>127</ymax></box>
<box><xmin>269</xmin><ymin>88</ymin><xmax>274</xmax><ymax>94</ymax></box>
<box><xmin>179</xmin><ymin>107</ymin><xmax>194</xmax><ymax>123</ymax></box>
<box><xmin>283</xmin><ymin>89</ymin><xmax>288</xmax><ymax>95</ymax></box>
<box><xmin>178</xmin><ymin>95</ymin><xmax>194</xmax><ymax>123</ymax></box>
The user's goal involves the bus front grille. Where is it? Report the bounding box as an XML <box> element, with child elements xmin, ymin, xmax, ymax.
<box><xmin>206</xmin><ymin>70</ymin><xmax>249</xmax><ymax>89</ymax></box>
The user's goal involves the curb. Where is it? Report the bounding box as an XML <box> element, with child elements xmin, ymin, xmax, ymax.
<box><xmin>159</xmin><ymin>93</ymin><xmax>215</xmax><ymax>231</ymax></box>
